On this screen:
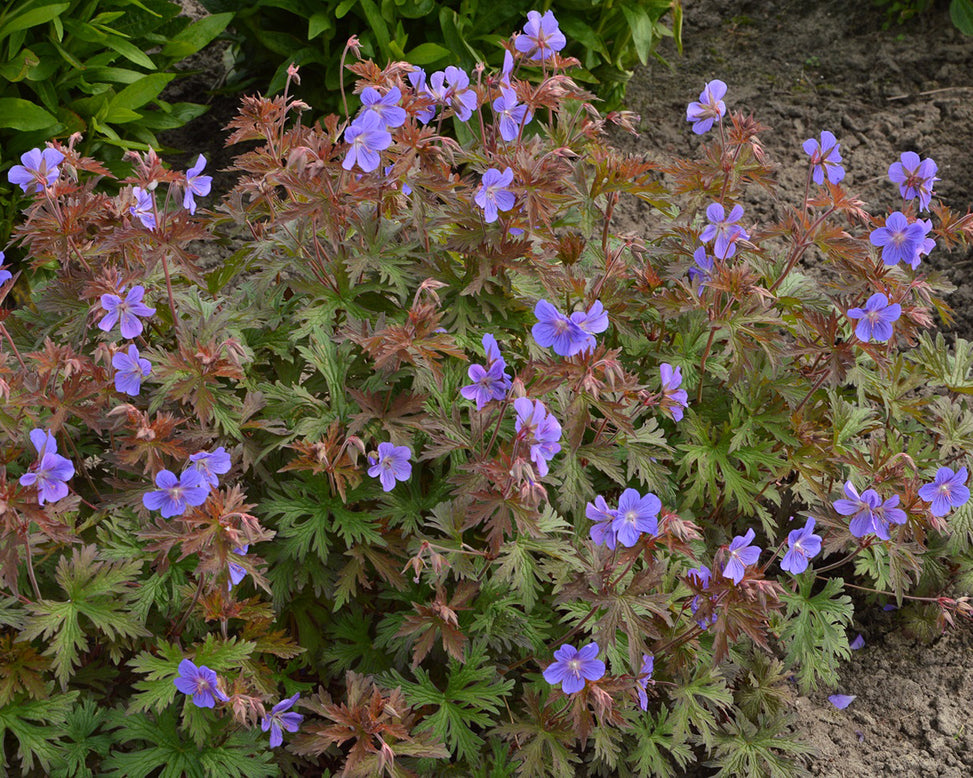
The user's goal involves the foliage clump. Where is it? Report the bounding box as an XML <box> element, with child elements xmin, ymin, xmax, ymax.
<box><xmin>1</xmin><ymin>10</ymin><xmax>973</xmax><ymax>776</ymax></box>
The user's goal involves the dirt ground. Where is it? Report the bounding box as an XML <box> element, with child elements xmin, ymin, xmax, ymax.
<box><xmin>617</xmin><ymin>1</ymin><xmax>973</xmax><ymax>775</ymax></box>
<box><xmin>162</xmin><ymin>0</ymin><xmax>973</xmax><ymax>774</ymax></box>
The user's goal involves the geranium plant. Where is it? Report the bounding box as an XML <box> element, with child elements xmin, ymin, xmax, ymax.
<box><xmin>2</xmin><ymin>10</ymin><xmax>973</xmax><ymax>776</ymax></box>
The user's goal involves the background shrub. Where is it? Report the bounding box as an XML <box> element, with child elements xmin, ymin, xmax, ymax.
<box><xmin>198</xmin><ymin>0</ymin><xmax>682</xmax><ymax>113</ymax></box>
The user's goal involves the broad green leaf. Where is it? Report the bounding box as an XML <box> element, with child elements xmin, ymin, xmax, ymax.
<box><xmin>0</xmin><ymin>3</ymin><xmax>70</xmax><ymax>37</ymax></box>
<box><xmin>0</xmin><ymin>97</ymin><xmax>56</xmax><ymax>130</ymax></box>
<box><xmin>951</xmin><ymin>0</ymin><xmax>973</xmax><ymax>35</ymax></box>
<box><xmin>161</xmin><ymin>12</ymin><xmax>233</xmax><ymax>59</ymax></box>
<box><xmin>0</xmin><ymin>48</ymin><xmax>39</xmax><ymax>81</ymax></box>
<box><xmin>621</xmin><ymin>4</ymin><xmax>654</xmax><ymax>65</ymax></box>
<box><xmin>108</xmin><ymin>73</ymin><xmax>173</xmax><ymax>113</ymax></box>
<box><xmin>103</xmin><ymin>35</ymin><xmax>156</xmax><ymax>70</ymax></box>
<box><xmin>405</xmin><ymin>41</ymin><xmax>450</xmax><ymax>65</ymax></box>
<box><xmin>308</xmin><ymin>12</ymin><xmax>333</xmax><ymax>40</ymax></box>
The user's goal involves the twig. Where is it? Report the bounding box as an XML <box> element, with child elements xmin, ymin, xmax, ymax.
<box><xmin>887</xmin><ymin>86</ymin><xmax>973</xmax><ymax>102</ymax></box>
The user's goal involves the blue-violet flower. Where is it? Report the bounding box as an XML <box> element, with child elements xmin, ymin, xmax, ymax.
<box><xmin>542</xmin><ymin>643</ymin><xmax>605</xmax><ymax>694</ymax></box>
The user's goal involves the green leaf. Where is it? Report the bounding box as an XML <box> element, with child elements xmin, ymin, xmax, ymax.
<box><xmin>0</xmin><ymin>4</ymin><xmax>70</xmax><ymax>37</ymax></box>
<box><xmin>951</xmin><ymin>0</ymin><xmax>973</xmax><ymax>34</ymax></box>
<box><xmin>308</xmin><ymin>12</ymin><xmax>333</xmax><ymax>40</ymax></box>
<box><xmin>359</xmin><ymin>0</ymin><xmax>390</xmax><ymax>56</ymax></box>
<box><xmin>621</xmin><ymin>4</ymin><xmax>654</xmax><ymax>65</ymax></box>
<box><xmin>161</xmin><ymin>12</ymin><xmax>233</xmax><ymax>59</ymax></box>
<box><xmin>385</xmin><ymin>642</ymin><xmax>514</xmax><ymax>764</ymax></box>
<box><xmin>102</xmin><ymin>35</ymin><xmax>157</xmax><ymax>70</ymax></box>
<box><xmin>405</xmin><ymin>41</ymin><xmax>450</xmax><ymax>65</ymax></box>
<box><xmin>0</xmin><ymin>690</ymin><xmax>77</xmax><ymax>774</ymax></box>
<box><xmin>19</xmin><ymin>546</ymin><xmax>148</xmax><ymax>688</ymax></box>
<box><xmin>108</xmin><ymin>73</ymin><xmax>173</xmax><ymax>113</ymax></box>
<box><xmin>776</xmin><ymin>575</ymin><xmax>853</xmax><ymax>693</ymax></box>
<box><xmin>0</xmin><ymin>98</ymin><xmax>56</xmax><ymax>130</ymax></box>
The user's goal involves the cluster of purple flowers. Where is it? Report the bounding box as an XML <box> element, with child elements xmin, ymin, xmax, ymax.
<box><xmin>586</xmin><ymin>488</ymin><xmax>661</xmax><ymax>549</ymax></box>
<box><xmin>97</xmin><ymin>284</ymin><xmax>156</xmax><ymax>395</ymax></box>
<box><xmin>173</xmin><ymin>661</ymin><xmax>302</xmax><ymax>747</ymax></box>
<box><xmin>143</xmin><ymin>447</ymin><xmax>231</xmax><ymax>518</ymax></box>
<box><xmin>542</xmin><ymin>642</ymin><xmax>604</xmax><ymax>693</ymax></box>
<box><xmin>460</xmin><ymin>333</ymin><xmax>512</xmax><ymax>410</ymax></box>
<box><xmin>846</xmin><ymin>293</ymin><xmax>901</xmax><ymax>343</ymax></box>
<box><xmin>532</xmin><ymin>299</ymin><xmax>609</xmax><ymax>357</ymax></box>
<box><xmin>367</xmin><ymin>442</ymin><xmax>413</xmax><ymax>491</ymax></box>
<box><xmin>700</xmin><ymin>202</ymin><xmax>749</xmax><ymax>260</ymax></box>
<box><xmin>18</xmin><ymin>429</ymin><xmax>75</xmax><ymax>506</ymax></box>
<box><xmin>514</xmin><ymin>397</ymin><xmax>561</xmax><ymax>477</ymax></box>
<box><xmin>833</xmin><ymin>481</ymin><xmax>907</xmax><ymax>540</ymax></box>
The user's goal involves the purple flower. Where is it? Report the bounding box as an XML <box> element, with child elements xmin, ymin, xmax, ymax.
<box><xmin>660</xmin><ymin>363</ymin><xmax>689</xmax><ymax>422</ymax></box>
<box><xmin>97</xmin><ymin>285</ymin><xmax>156</xmax><ymax>339</ymax></box>
<box><xmin>568</xmin><ymin>300</ymin><xmax>609</xmax><ymax>355</ymax></box>
<box><xmin>834</xmin><ymin>481</ymin><xmax>880</xmax><ymax>538</ymax></box>
<box><xmin>189</xmin><ymin>447</ymin><xmax>232</xmax><ymax>488</ymax></box>
<box><xmin>112</xmin><ymin>344</ymin><xmax>151</xmax><ymax>396</ymax></box>
<box><xmin>19</xmin><ymin>428</ymin><xmax>74</xmax><ymax>505</ymax></box>
<box><xmin>143</xmin><ymin>468</ymin><xmax>210</xmax><ymax>518</ymax></box>
<box><xmin>407</xmin><ymin>68</ymin><xmax>437</xmax><ymax>123</ymax></box>
<box><xmin>513</xmin><ymin>397</ymin><xmax>561</xmax><ymax>477</ymax></box>
<box><xmin>367</xmin><ymin>442</ymin><xmax>412</xmax><ymax>491</ymax></box>
<box><xmin>542</xmin><ymin>643</ymin><xmax>605</xmax><ymax>694</ymax></box>
<box><xmin>802</xmin><ymin>130</ymin><xmax>845</xmax><ymax>185</ymax></box>
<box><xmin>829</xmin><ymin>694</ymin><xmax>856</xmax><ymax>710</ymax></box>
<box><xmin>130</xmin><ymin>187</ymin><xmax>156</xmax><ymax>229</ymax></box>
<box><xmin>869</xmin><ymin>211</ymin><xmax>926</xmax><ymax>267</ymax></box>
<box><xmin>888</xmin><ymin>151</ymin><xmax>938</xmax><ymax>211</ymax></box>
<box><xmin>361</xmin><ymin>86</ymin><xmax>407</xmax><ymax>129</ymax></box>
<box><xmin>871</xmin><ymin>494</ymin><xmax>907</xmax><ymax>540</ymax></box>
<box><xmin>475</xmin><ymin>167</ymin><xmax>515</xmax><ymax>223</ymax></box>
<box><xmin>173</xmin><ymin>659</ymin><xmax>228</xmax><ymax>709</ymax></box>
<box><xmin>780</xmin><ymin>517</ymin><xmax>822</xmax><ymax>575</ymax></box>
<box><xmin>261</xmin><ymin>693</ymin><xmax>303</xmax><ymax>747</ymax></box>
<box><xmin>686</xmin><ymin>80</ymin><xmax>727</xmax><ymax>135</ymax></box>
<box><xmin>515</xmin><ymin>10</ymin><xmax>567</xmax><ymax>61</ymax></box>
<box><xmin>636</xmin><ymin>654</ymin><xmax>654</xmax><ymax>711</ymax></box>
<box><xmin>532</xmin><ymin>299</ymin><xmax>588</xmax><ymax>357</ymax></box>
<box><xmin>850</xmin><ymin>634</ymin><xmax>865</xmax><ymax>650</ymax></box>
<box><xmin>183</xmin><ymin>154</ymin><xmax>212</xmax><ymax>215</ymax></box>
<box><xmin>461</xmin><ymin>361</ymin><xmax>511</xmax><ymax>410</ymax></box>
<box><xmin>611</xmin><ymin>488</ymin><xmax>661</xmax><ymax>547</ymax></box>
<box><xmin>501</xmin><ymin>49</ymin><xmax>514</xmax><ymax>83</ymax></box>
<box><xmin>0</xmin><ymin>254</ymin><xmax>10</xmax><ymax>288</ymax></box>
<box><xmin>493</xmin><ymin>86</ymin><xmax>532</xmax><ymax>142</ymax></box>
<box><xmin>846</xmin><ymin>293</ymin><xmax>901</xmax><ymax>343</ymax></box>
<box><xmin>722</xmin><ymin>528</ymin><xmax>760</xmax><ymax>585</ymax></box>
<box><xmin>918</xmin><ymin>466</ymin><xmax>970</xmax><ymax>517</ymax></box>
<box><xmin>909</xmin><ymin>218</ymin><xmax>935</xmax><ymax>270</ymax></box>
<box><xmin>8</xmin><ymin>147</ymin><xmax>64</xmax><ymax>193</ymax></box>
<box><xmin>428</xmin><ymin>67</ymin><xmax>477</xmax><ymax>121</ymax></box>
<box><xmin>700</xmin><ymin>202</ymin><xmax>748</xmax><ymax>259</ymax></box>
<box><xmin>460</xmin><ymin>333</ymin><xmax>511</xmax><ymax>410</ymax></box>
<box><xmin>228</xmin><ymin>545</ymin><xmax>249</xmax><ymax>591</ymax></box>
<box><xmin>342</xmin><ymin>112</ymin><xmax>392</xmax><ymax>173</ymax></box>
<box><xmin>687</xmin><ymin>566</ymin><xmax>718</xmax><ymax>628</ymax></box>
<box><xmin>689</xmin><ymin>245</ymin><xmax>713</xmax><ymax>284</ymax></box>
<box><xmin>587</xmin><ymin>495</ymin><xmax>619</xmax><ymax>549</ymax></box>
